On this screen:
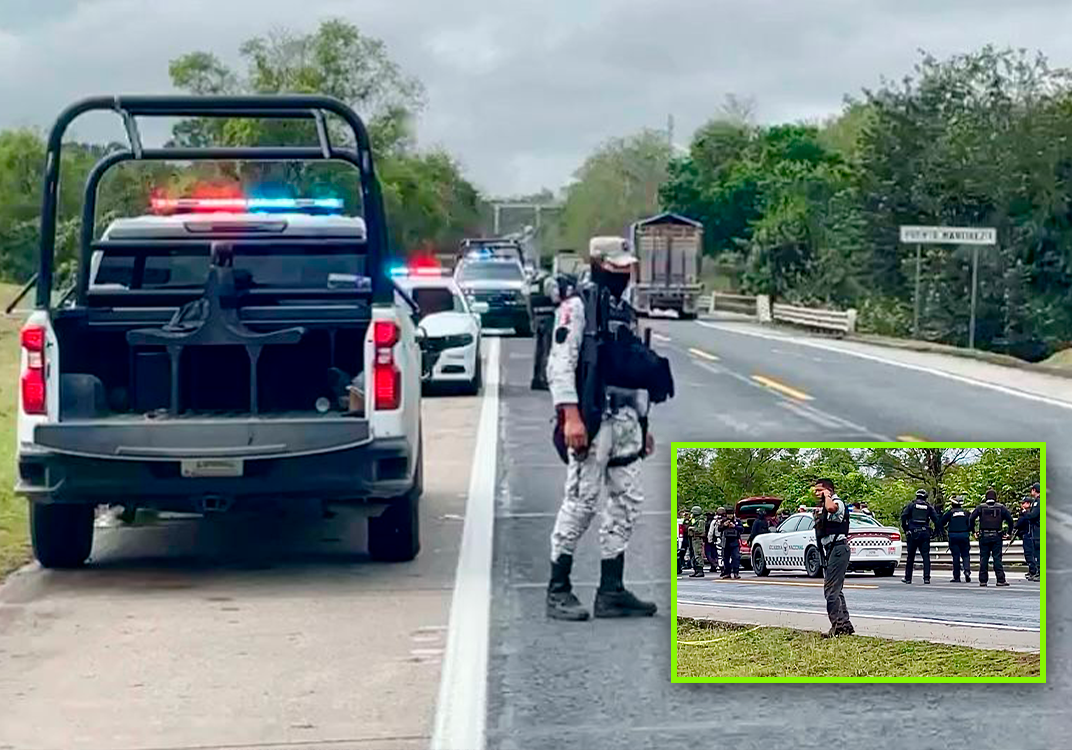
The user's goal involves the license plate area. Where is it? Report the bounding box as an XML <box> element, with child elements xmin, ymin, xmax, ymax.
<box><xmin>181</xmin><ymin>458</ymin><xmax>245</xmax><ymax>478</ymax></box>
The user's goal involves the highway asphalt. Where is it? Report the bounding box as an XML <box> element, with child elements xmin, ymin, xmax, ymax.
<box><xmin>0</xmin><ymin>321</ymin><xmax>1066</xmax><ymax>750</ymax></box>
<box><xmin>485</xmin><ymin>321</ymin><xmax>1066</xmax><ymax>750</ymax></box>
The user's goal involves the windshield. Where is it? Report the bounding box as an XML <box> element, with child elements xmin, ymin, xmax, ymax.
<box><xmin>457</xmin><ymin>261</ymin><xmax>524</xmax><ymax>283</ymax></box>
<box><xmin>850</xmin><ymin>514</ymin><xmax>883</xmax><ymax>528</ymax></box>
<box><xmin>410</xmin><ymin>286</ymin><xmax>466</xmax><ymax>315</ymax></box>
<box><xmin>92</xmin><ymin>246</ymin><xmax>367</xmax><ymax>289</ymax></box>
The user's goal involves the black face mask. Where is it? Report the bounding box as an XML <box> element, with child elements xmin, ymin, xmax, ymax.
<box><xmin>591</xmin><ymin>265</ymin><xmax>630</xmax><ymax>298</ymax></box>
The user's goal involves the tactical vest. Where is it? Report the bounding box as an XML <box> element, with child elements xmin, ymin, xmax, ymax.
<box><xmin>818</xmin><ymin>504</ymin><xmax>850</xmax><ymax>541</ymax></box>
<box><xmin>947</xmin><ymin>509</ymin><xmax>970</xmax><ymax>534</ymax></box>
<box><xmin>723</xmin><ymin>523</ymin><xmax>741</xmax><ymax>542</ymax></box>
<box><xmin>911</xmin><ymin>502</ymin><xmax>930</xmax><ymax>525</ymax></box>
<box><xmin>979</xmin><ymin>504</ymin><xmax>1003</xmax><ymax>534</ymax></box>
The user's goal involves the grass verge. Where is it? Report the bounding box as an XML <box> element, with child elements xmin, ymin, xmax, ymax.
<box><xmin>676</xmin><ymin>618</ymin><xmax>1041</xmax><ymax>679</ymax></box>
<box><xmin>0</xmin><ymin>284</ymin><xmax>29</xmax><ymax>579</ymax></box>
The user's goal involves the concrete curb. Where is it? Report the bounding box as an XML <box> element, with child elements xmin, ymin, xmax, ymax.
<box><xmin>677</xmin><ymin>605</ymin><xmax>1040</xmax><ymax>653</ymax></box>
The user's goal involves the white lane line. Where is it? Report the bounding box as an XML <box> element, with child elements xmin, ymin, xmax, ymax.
<box><xmin>677</xmin><ymin>599</ymin><xmax>1041</xmax><ymax>632</ymax></box>
<box><xmin>688</xmin><ymin>347</ymin><xmax>720</xmax><ymax>361</ymax></box>
<box><xmin>696</xmin><ymin>321</ymin><xmax>1072</xmax><ymax>411</ymax></box>
<box><xmin>431</xmin><ymin>337</ymin><xmax>500</xmax><ymax>750</ymax></box>
<box><xmin>652</xmin><ymin>332</ymin><xmax>672</xmax><ymax>343</ymax></box>
<box><xmin>1046</xmin><ymin>507</ymin><xmax>1072</xmax><ymax>545</ymax></box>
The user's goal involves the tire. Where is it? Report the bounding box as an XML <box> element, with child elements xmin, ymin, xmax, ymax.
<box><xmin>874</xmin><ymin>564</ymin><xmax>897</xmax><ymax>577</ymax></box>
<box><xmin>30</xmin><ymin>501</ymin><xmax>95</xmax><ymax>569</ymax></box>
<box><xmin>752</xmin><ymin>546</ymin><xmax>770</xmax><ymax>577</ymax></box>
<box><xmin>368</xmin><ymin>440</ymin><xmax>423</xmax><ymax>562</ymax></box>
<box><xmin>805</xmin><ymin>546</ymin><xmax>823</xmax><ymax>578</ymax></box>
<box><xmin>679</xmin><ymin>311</ymin><xmax>698</xmax><ymax>321</ymax></box>
<box><xmin>464</xmin><ymin>351</ymin><xmax>483</xmax><ymax>395</ymax></box>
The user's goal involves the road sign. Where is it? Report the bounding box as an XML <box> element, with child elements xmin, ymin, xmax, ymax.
<box><xmin>899</xmin><ymin>225</ymin><xmax>997</xmax><ymax>245</ymax></box>
<box><xmin>899</xmin><ymin>225</ymin><xmax>997</xmax><ymax>348</ymax></box>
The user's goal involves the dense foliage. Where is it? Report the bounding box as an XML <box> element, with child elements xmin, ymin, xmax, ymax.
<box><xmin>0</xmin><ymin>20</ymin><xmax>483</xmax><ymax>288</ymax></box>
<box><xmin>675</xmin><ymin>447</ymin><xmax>1041</xmax><ymax>528</ymax></box>
<box><xmin>558</xmin><ymin>47</ymin><xmax>1072</xmax><ymax>360</ymax></box>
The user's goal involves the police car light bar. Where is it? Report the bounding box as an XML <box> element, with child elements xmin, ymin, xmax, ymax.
<box><xmin>150</xmin><ymin>197</ymin><xmax>344</xmax><ymax>213</ymax></box>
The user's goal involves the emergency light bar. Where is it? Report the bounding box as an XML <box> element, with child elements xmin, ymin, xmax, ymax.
<box><xmin>389</xmin><ymin>265</ymin><xmax>449</xmax><ymax>277</ymax></box>
<box><xmin>149</xmin><ymin>197</ymin><xmax>344</xmax><ymax>213</ymax></box>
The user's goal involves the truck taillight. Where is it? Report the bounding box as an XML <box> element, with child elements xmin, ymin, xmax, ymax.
<box><xmin>373</xmin><ymin>320</ymin><xmax>401</xmax><ymax>410</ymax></box>
<box><xmin>20</xmin><ymin>324</ymin><xmax>46</xmax><ymax>415</ymax></box>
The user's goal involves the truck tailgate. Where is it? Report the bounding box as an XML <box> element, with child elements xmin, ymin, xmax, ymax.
<box><xmin>34</xmin><ymin>415</ymin><xmax>371</xmax><ymax>461</ymax></box>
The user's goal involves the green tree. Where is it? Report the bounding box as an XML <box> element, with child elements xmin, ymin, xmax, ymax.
<box><xmin>557</xmin><ymin>129</ymin><xmax>672</xmax><ymax>251</ymax></box>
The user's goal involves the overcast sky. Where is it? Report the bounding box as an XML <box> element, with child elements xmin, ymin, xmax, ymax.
<box><xmin>3</xmin><ymin>0</ymin><xmax>1071</xmax><ymax>196</ymax></box>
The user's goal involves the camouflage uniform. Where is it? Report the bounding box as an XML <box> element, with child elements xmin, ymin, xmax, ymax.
<box><xmin>548</xmin><ymin>292</ymin><xmax>648</xmax><ymax>561</ymax></box>
<box><xmin>545</xmin><ymin>235</ymin><xmax>657</xmax><ymax>621</ymax></box>
<box><xmin>689</xmin><ymin>514</ymin><xmax>706</xmax><ymax>570</ymax></box>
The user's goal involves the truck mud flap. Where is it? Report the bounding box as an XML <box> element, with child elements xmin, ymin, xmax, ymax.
<box><xmin>34</xmin><ymin>417</ymin><xmax>371</xmax><ymax>461</ymax></box>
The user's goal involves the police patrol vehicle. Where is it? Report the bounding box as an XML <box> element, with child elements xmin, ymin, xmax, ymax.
<box><xmin>391</xmin><ymin>263</ymin><xmax>484</xmax><ymax>394</ymax></box>
<box><xmin>15</xmin><ymin>95</ymin><xmax>424</xmax><ymax>568</ymax></box>
<box><xmin>750</xmin><ymin>510</ymin><xmax>903</xmax><ymax>577</ymax></box>
<box><xmin>454</xmin><ymin>251</ymin><xmax>534</xmax><ymax>336</ymax></box>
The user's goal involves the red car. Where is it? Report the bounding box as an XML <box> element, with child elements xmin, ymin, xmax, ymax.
<box><xmin>734</xmin><ymin>496</ymin><xmax>784</xmax><ymax>570</ymax></box>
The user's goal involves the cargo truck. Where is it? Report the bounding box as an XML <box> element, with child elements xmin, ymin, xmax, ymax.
<box><xmin>629</xmin><ymin>212</ymin><xmax>704</xmax><ymax>319</ymax></box>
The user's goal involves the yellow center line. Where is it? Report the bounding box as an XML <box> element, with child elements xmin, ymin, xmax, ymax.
<box><xmin>898</xmin><ymin>435</ymin><xmax>927</xmax><ymax>442</ymax></box>
<box><xmin>688</xmin><ymin>347</ymin><xmax>719</xmax><ymax>361</ymax></box>
<box><xmin>751</xmin><ymin>374</ymin><xmax>813</xmax><ymax>401</ymax></box>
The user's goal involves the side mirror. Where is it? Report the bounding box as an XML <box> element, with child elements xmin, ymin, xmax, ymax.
<box><xmin>471</xmin><ymin>301</ymin><xmax>490</xmax><ymax>315</ymax></box>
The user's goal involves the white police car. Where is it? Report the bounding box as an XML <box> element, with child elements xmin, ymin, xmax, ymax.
<box><xmin>392</xmin><ymin>266</ymin><xmax>484</xmax><ymax>394</ymax></box>
<box><xmin>750</xmin><ymin>511</ymin><xmax>902</xmax><ymax>578</ymax></box>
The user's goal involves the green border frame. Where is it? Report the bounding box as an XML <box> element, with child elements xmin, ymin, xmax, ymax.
<box><xmin>669</xmin><ymin>441</ymin><xmax>1046</xmax><ymax>684</ymax></box>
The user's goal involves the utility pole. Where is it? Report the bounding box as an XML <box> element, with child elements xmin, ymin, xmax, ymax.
<box><xmin>667</xmin><ymin>113</ymin><xmax>674</xmax><ymax>149</ymax></box>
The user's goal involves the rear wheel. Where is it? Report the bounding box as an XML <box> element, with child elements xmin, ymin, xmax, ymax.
<box><xmin>752</xmin><ymin>547</ymin><xmax>770</xmax><ymax>577</ymax></box>
<box><xmin>874</xmin><ymin>564</ymin><xmax>897</xmax><ymax>577</ymax></box>
<box><xmin>805</xmin><ymin>546</ymin><xmax>823</xmax><ymax>578</ymax></box>
<box><xmin>30</xmin><ymin>501</ymin><xmax>95</xmax><ymax>569</ymax></box>
<box><xmin>368</xmin><ymin>442</ymin><xmax>423</xmax><ymax>562</ymax></box>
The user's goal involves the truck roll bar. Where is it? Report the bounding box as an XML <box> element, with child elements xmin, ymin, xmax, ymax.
<box><xmin>37</xmin><ymin>95</ymin><xmax>392</xmax><ymax>308</ymax></box>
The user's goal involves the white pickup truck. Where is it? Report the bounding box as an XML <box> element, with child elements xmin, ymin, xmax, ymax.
<box><xmin>15</xmin><ymin>95</ymin><xmax>424</xmax><ymax>567</ymax></box>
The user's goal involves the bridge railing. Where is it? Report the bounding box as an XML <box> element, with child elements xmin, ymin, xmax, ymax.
<box><xmin>771</xmin><ymin>302</ymin><xmax>857</xmax><ymax>336</ymax></box>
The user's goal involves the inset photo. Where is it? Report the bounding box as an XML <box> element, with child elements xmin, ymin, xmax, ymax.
<box><xmin>672</xmin><ymin>443</ymin><xmax>1044</xmax><ymax>684</ymax></box>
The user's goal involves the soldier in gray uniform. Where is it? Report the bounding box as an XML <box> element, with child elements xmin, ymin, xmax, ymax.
<box><xmin>545</xmin><ymin>236</ymin><xmax>659</xmax><ymax>621</ymax></box>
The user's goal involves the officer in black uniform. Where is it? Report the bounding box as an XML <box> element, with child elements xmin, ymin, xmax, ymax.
<box><xmin>719</xmin><ymin>512</ymin><xmax>745</xmax><ymax>579</ymax></box>
<box><xmin>969</xmin><ymin>488</ymin><xmax>1015</xmax><ymax>587</ymax></box>
<box><xmin>940</xmin><ymin>495</ymin><xmax>972</xmax><ymax>583</ymax></box>
<box><xmin>1016</xmin><ymin>484</ymin><xmax>1041</xmax><ymax>582</ymax></box>
<box><xmin>900</xmin><ymin>489</ymin><xmax>941</xmax><ymax>584</ymax></box>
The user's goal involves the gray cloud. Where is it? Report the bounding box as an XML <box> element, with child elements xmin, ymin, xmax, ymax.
<box><xmin>3</xmin><ymin>0</ymin><xmax>1072</xmax><ymax>195</ymax></box>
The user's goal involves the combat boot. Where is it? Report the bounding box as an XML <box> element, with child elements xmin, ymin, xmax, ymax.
<box><xmin>594</xmin><ymin>553</ymin><xmax>657</xmax><ymax>618</ymax></box>
<box><xmin>546</xmin><ymin>554</ymin><xmax>590</xmax><ymax>621</ymax></box>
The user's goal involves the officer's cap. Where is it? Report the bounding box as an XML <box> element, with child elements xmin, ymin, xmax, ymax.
<box><xmin>691</xmin><ymin>505</ymin><xmax>702</xmax><ymax>515</ymax></box>
<box><xmin>950</xmin><ymin>495</ymin><xmax>964</xmax><ymax>506</ymax></box>
<box><xmin>1031</xmin><ymin>482</ymin><xmax>1041</xmax><ymax>492</ymax></box>
<box><xmin>915</xmin><ymin>489</ymin><xmax>928</xmax><ymax>499</ymax></box>
<box><xmin>588</xmin><ymin>236</ymin><xmax>637</xmax><ymax>268</ymax></box>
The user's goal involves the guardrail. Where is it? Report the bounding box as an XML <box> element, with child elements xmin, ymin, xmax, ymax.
<box><xmin>771</xmin><ymin>302</ymin><xmax>857</xmax><ymax>335</ymax></box>
<box><xmin>707</xmin><ymin>292</ymin><xmax>758</xmax><ymax>316</ymax></box>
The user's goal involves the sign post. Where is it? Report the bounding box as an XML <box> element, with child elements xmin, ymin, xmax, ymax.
<box><xmin>899</xmin><ymin>226</ymin><xmax>997</xmax><ymax>348</ymax></box>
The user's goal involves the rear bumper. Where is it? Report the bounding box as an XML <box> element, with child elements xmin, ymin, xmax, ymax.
<box><xmin>17</xmin><ymin>431</ymin><xmax>414</xmax><ymax>507</ymax></box>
